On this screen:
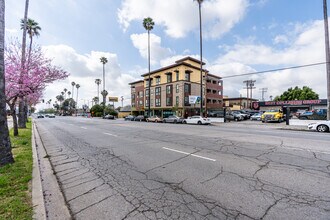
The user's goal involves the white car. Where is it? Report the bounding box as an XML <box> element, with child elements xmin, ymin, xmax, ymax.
<box><xmin>307</xmin><ymin>121</ymin><xmax>330</xmax><ymax>132</ymax></box>
<box><xmin>250</xmin><ymin>113</ymin><xmax>262</xmax><ymax>121</ymax></box>
<box><xmin>183</xmin><ymin>116</ymin><xmax>211</xmax><ymax>125</ymax></box>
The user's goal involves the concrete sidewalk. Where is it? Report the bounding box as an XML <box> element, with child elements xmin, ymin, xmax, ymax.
<box><xmin>31</xmin><ymin>121</ymin><xmax>71</xmax><ymax>219</ymax></box>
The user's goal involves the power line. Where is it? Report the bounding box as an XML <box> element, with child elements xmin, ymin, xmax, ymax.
<box><xmin>222</xmin><ymin>62</ymin><xmax>327</xmax><ymax>79</ymax></box>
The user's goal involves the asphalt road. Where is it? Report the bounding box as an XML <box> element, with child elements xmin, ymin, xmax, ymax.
<box><xmin>34</xmin><ymin>117</ymin><xmax>330</xmax><ymax>220</ymax></box>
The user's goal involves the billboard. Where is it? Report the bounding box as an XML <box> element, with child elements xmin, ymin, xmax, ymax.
<box><xmin>108</xmin><ymin>97</ymin><xmax>118</xmax><ymax>102</ymax></box>
<box><xmin>189</xmin><ymin>96</ymin><xmax>201</xmax><ymax>104</ymax></box>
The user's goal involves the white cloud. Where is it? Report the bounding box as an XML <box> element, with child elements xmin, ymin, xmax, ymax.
<box><xmin>130</xmin><ymin>33</ymin><xmax>173</xmax><ymax>65</ymax></box>
<box><xmin>36</xmin><ymin>44</ymin><xmax>137</xmax><ymax>111</ymax></box>
<box><xmin>273</xmin><ymin>35</ymin><xmax>288</xmax><ymax>44</ymax></box>
<box><xmin>118</xmin><ymin>0</ymin><xmax>248</xmax><ymax>39</ymax></box>
<box><xmin>211</xmin><ymin>20</ymin><xmax>328</xmax><ymax>99</ymax></box>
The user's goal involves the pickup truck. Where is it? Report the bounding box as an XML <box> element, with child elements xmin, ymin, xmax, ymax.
<box><xmin>298</xmin><ymin>109</ymin><xmax>327</xmax><ymax>120</ymax></box>
<box><xmin>261</xmin><ymin>109</ymin><xmax>284</xmax><ymax>123</ymax></box>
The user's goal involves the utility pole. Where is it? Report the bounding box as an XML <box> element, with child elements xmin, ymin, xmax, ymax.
<box><xmin>260</xmin><ymin>88</ymin><xmax>268</xmax><ymax>101</ymax></box>
<box><xmin>323</xmin><ymin>0</ymin><xmax>330</xmax><ymax>120</ymax></box>
<box><xmin>243</xmin><ymin>80</ymin><xmax>250</xmax><ymax>109</ymax></box>
<box><xmin>249</xmin><ymin>80</ymin><xmax>256</xmax><ymax>109</ymax></box>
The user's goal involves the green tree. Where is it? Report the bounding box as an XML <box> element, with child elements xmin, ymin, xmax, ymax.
<box><xmin>143</xmin><ymin>17</ymin><xmax>154</xmax><ymax>117</ymax></box>
<box><xmin>90</xmin><ymin>104</ymin><xmax>103</xmax><ymax>117</ymax></box>
<box><xmin>274</xmin><ymin>86</ymin><xmax>319</xmax><ymax>101</ymax></box>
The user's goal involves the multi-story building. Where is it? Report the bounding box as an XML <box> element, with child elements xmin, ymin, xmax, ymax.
<box><xmin>129</xmin><ymin>57</ymin><xmax>223</xmax><ymax>117</ymax></box>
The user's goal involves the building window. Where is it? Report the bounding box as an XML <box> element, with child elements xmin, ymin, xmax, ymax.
<box><xmin>145</xmin><ymin>99</ymin><xmax>149</xmax><ymax>107</ymax></box>
<box><xmin>176</xmin><ymin>71</ymin><xmax>179</xmax><ymax>81</ymax></box>
<box><xmin>151</xmin><ymin>99</ymin><xmax>154</xmax><ymax>107</ymax></box>
<box><xmin>145</xmin><ymin>89</ymin><xmax>149</xmax><ymax>97</ymax></box>
<box><xmin>176</xmin><ymin>84</ymin><xmax>179</xmax><ymax>93</ymax></box>
<box><xmin>139</xmin><ymin>100</ymin><xmax>143</xmax><ymax>105</ymax></box>
<box><xmin>185</xmin><ymin>72</ymin><xmax>190</xmax><ymax>81</ymax></box>
<box><xmin>156</xmin><ymin>77</ymin><xmax>160</xmax><ymax>85</ymax></box>
<box><xmin>218</xmin><ymin>91</ymin><xmax>222</xmax><ymax>95</ymax></box>
<box><xmin>184</xmin><ymin>96</ymin><xmax>189</xmax><ymax>105</ymax></box>
<box><xmin>219</xmin><ymin>81</ymin><xmax>223</xmax><ymax>86</ymax></box>
<box><xmin>146</xmin><ymin>80</ymin><xmax>149</xmax><ymax>87</ymax></box>
<box><xmin>166</xmin><ymin>85</ymin><xmax>172</xmax><ymax>94</ymax></box>
<box><xmin>139</xmin><ymin>91</ymin><xmax>144</xmax><ymax>98</ymax></box>
<box><xmin>184</xmin><ymin>84</ymin><xmax>190</xmax><ymax>93</ymax></box>
<box><xmin>176</xmin><ymin>96</ymin><xmax>179</xmax><ymax>105</ymax></box>
<box><xmin>167</xmin><ymin>74</ymin><xmax>172</xmax><ymax>83</ymax></box>
<box><xmin>155</xmin><ymin>87</ymin><xmax>161</xmax><ymax>96</ymax></box>
<box><xmin>166</xmin><ymin>97</ymin><xmax>172</xmax><ymax>106</ymax></box>
<box><xmin>155</xmin><ymin>98</ymin><xmax>161</xmax><ymax>107</ymax></box>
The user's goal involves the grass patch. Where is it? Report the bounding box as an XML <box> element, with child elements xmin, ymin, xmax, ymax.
<box><xmin>0</xmin><ymin>121</ymin><xmax>33</xmax><ymax>220</ymax></box>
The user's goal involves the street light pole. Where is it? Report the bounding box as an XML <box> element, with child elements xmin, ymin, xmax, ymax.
<box><xmin>323</xmin><ymin>0</ymin><xmax>330</xmax><ymax>120</ymax></box>
<box><xmin>197</xmin><ymin>0</ymin><xmax>203</xmax><ymax>117</ymax></box>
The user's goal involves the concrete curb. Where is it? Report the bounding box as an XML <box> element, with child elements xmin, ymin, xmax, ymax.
<box><xmin>32</xmin><ymin>121</ymin><xmax>71</xmax><ymax>220</ymax></box>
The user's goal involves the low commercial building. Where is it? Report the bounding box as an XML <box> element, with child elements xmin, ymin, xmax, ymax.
<box><xmin>251</xmin><ymin>99</ymin><xmax>327</xmax><ymax>112</ymax></box>
<box><xmin>129</xmin><ymin>57</ymin><xmax>223</xmax><ymax>117</ymax></box>
<box><xmin>224</xmin><ymin>97</ymin><xmax>258</xmax><ymax>110</ymax></box>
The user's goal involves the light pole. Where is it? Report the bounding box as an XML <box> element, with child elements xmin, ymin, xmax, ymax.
<box><xmin>195</xmin><ymin>0</ymin><xmax>204</xmax><ymax>116</ymax></box>
<box><xmin>323</xmin><ymin>0</ymin><xmax>330</xmax><ymax>120</ymax></box>
<box><xmin>75</xmin><ymin>84</ymin><xmax>80</xmax><ymax>115</ymax></box>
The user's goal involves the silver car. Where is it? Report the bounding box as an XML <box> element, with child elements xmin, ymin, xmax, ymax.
<box><xmin>163</xmin><ymin>115</ymin><xmax>184</xmax><ymax>123</ymax></box>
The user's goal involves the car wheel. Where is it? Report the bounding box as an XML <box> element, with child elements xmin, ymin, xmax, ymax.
<box><xmin>317</xmin><ymin>124</ymin><xmax>329</xmax><ymax>132</ymax></box>
<box><xmin>197</xmin><ymin>121</ymin><xmax>202</xmax><ymax>125</ymax></box>
<box><xmin>174</xmin><ymin>120</ymin><xmax>177</xmax><ymax>124</ymax></box>
<box><xmin>183</xmin><ymin>120</ymin><xmax>187</xmax><ymax>124</ymax></box>
<box><xmin>262</xmin><ymin>120</ymin><xmax>265</xmax><ymax>123</ymax></box>
<box><xmin>235</xmin><ymin>118</ymin><xmax>238</xmax><ymax>121</ymax></box>
<box><xmin>140</xmin><ymin>119</ymin><xmax>142</xmax><ymax>122</ymax></box>
<box><xmin>155</xmin><ymin>120</ymin><xmax>158</xmax><ymax>123</ymax></box>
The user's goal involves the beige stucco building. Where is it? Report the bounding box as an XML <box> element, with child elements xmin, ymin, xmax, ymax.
<box><xmin>129</xmin><ymin>57</ymin><xmax>223</xmax><ymax>117</ymax></box>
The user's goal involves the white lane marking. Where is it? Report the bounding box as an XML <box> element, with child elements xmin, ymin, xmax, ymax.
<box><xmin>103</xmin><ymin>133</ymin><xmax>118</xmax><ymax>137</ymax></box>
<box><xmin>162</xmin><ymin>147</ymin><xmax>216</xmax><ymax>162</ymax></box>
<box><xmin>80</xmin><ymin>127</ymin><xmax>87</xmax><ymax>129</ymax></box>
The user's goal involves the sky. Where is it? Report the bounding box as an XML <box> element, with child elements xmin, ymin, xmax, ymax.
<box><xmin>5</xmin><ymin>0</ymin><xmax>329</xmax><ymax>110</ymax></box>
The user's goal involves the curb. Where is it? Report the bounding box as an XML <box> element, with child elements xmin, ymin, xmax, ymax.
<box><xmin>32</xmin><ymin>122</ymin><xmax>71</xmax><ymax>219</ymax></box>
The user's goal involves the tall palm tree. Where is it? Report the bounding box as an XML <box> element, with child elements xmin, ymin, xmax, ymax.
<box><xmin>76</xmin><ymin>84</ymin><xmax>80</xmax><ymax>114</ymax></box>
<box><xmin>143</xmin><ymin>17</ymin><xmax>154</xmax><ymax>117</ymax></box>
<box><xmin>194</xmin><ymin>0</ymin><xmax>204</xmax><ymax>116</ymax></box>
<box><xmin>67</xmin><ymin>91</ymin><xmax>71</xmax><ymax>98</ymax></box>
<box><xmin>100</xmin><ymin>57</ymin><xmax>108</xmax><ymax>117</ymax></box>
<box><xmin>0</xmin><ymin>0</ymin><xmax>14</xmax><ymax>166</ymax></box>
<box><xmin>20</xmin><ymin>18</ymin><xmax>41</xmax><ymax>61</ymax></box>
<box><xmin>95</xmin><ymin>79</ymin><xmax>101</xmax><ymax>104</ymax></box>
<box><xmin>71</xmin><ymin>81</ymin><xmax>75</xmax><ymax>101</ymax></box>
<box><xmin>63</xmin><ymin>88</ymin><xmax>67</xmax><ymax>99</ymax></box>
<box><xmin>92</xmin><ymin>97</ymin><xmax>99</xmax><ymax>105</ymax></box>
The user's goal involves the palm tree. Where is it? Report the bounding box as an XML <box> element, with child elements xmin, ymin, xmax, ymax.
<box><xmin>63</xmin><ymin>88</ymin><xmax>67</xmax><ymax>99</ymax></box>
<box><xmin>76</xmin><ymin>84</ymin><xmax>80</xmax><ymax>114</ymax></box>
<box><xmin>143</xmin><ymin>17</ymin><xmax>154</xmax><ymax>117</ymax></box>
<box><xmin>71</xmin><ymin>81</ymin><xmax>75</xmax><ymax>101</ymax></box>
<box><xmin>20</xmin><ymin>18</ymin><xmax>41</xmax><ymax>61</ymax></box>
<box><xmin>194</xmin><ymin>0</ymin><xmax>204</xmax><ymax>116</ymax></box>
<box><xmin>100</xmin><ymin>57</ymin><xmax>108</xmax><ymax>117</ymax></box>
<box><xmin>95</xmin><ymin>79</ymin><xmax>101</xmax><ymax>104</ymax></box>
<box><xmin>67</xmin><ymin>91</ymin><xmax>71</xmax><ymax>98</ymax></box>
<box><xmin>0</xmin><ymin>0</ymin><xmax>14</xmax><ymax>166</ymax></box>
<box><xmin>92</xmin><ymin>97</ymin><xmax>99</xmax><ymax>105</ymax></box>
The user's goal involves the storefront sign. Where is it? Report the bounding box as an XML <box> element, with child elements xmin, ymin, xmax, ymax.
<box><xmin>189</xmin><ymin>96</ymin><xmax>201</xmax><ymax>104</ymax></box>
<box><xmin>252</xmin><ymin>99</ymin><xmax>327</xmax><ymax>109</ymax></box>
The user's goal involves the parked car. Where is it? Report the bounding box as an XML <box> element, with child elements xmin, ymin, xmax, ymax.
<box><xmin>146</xmin><ymin>115</ymin><xmax>162</xmax><ymax>122</ymax></box>
<box><xmin>163</xmin><ymin>115</ymin><xmax>184</xmax><ymax>123</ymax></box>
<box><xmin>125</xmin><ymin>115</ymin><xmax>135</xmax><ymax>121</ymax></box>
<box><xmin>226</xmin><ymin>112</ymin><xmax>243</xmax><ymax>121</ymax></box>
<box><xmin>250</xmin><ymin>113</ymin><xmax>262</xmax><ymax>121</ymax></box>
<box><xmin>37</xmin><ymin>114</ymin><xmax>44</xmax><ymax>118</ymax></box>
<box><xmin>103</xmin><ymin>114</ymin><xmax>115</xmax><ymax>119</ymax></box>
<box><xmin>134</xmin><ymin>115</ymin><xmax>147</xmax><ymax>121</ymax></box>
<box><xmin>299</xmin><ymin>109</ymin><xmax>327</xmax><ymax>120</ymax></box>
<box><xmin>183</xmin><ymin>116</ymin><xmax>211</xmax><ymax>125</ymax></box>
<box><xmin>233</xmin><ymin>111</ymin><xmax>249</xmax><ymax>120</ymax></box>
<box><xmin>261</xmin><ymin>109</ymin><xmax>284</xmax><ymax>123</ymax></box>
<box><xmin>48</xmin><ymin>114</ymin><xmax>56</xmax><ymax>118</ymax></box>
<box><xmin>307</xmin><ymin>121</ymin><xmax>330</xmax><ymax>132</ymax></box>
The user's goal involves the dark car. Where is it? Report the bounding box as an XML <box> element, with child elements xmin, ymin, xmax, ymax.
<box><xmin>163</xmin><ymin>115</ymin><xmax>184</xmax><ymax>123</ymax></box>
<box><xmin>125</xmin><ymin>115</ymin><xmax>135</xmax><ymax>121</ymax></box>
<box><xmin>37</xmin><ymin>114</ymin><xmax>44</xmax><ymax>118</ymax></box>
<box><xmin>103</xmin><ymin>114</ymin><xmax>115</xmax><ymax>119</ymax></box>
<box><xmin>134</xmin><ymin>115</ymin><xmax>146</xmax><ymax>121</ymax></box>
<box><xmin>48</xmin><ymin>114</ymin><xmax>56</xmax><ymax>118</ymax></box>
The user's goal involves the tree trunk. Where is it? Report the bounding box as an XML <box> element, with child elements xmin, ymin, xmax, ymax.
<box><xmin>0</xmin><ymin>0</ymin><xmax>14</xmax><ymax>166</ymax></box>
<box><xmin>11</xmin><ymin>106</ymin><xmax>18</xmax><ymax>136</ymax></box>
<box><xmin>18</xmin><ymin>0</ymin><xmax>29</xmax><ymax>129</ymax></box>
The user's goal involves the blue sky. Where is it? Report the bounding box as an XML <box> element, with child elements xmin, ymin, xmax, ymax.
<box><xmin>5</xmin><ymin>0</ymin><xmax>329</xmax><ymax>109</ymax></box>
